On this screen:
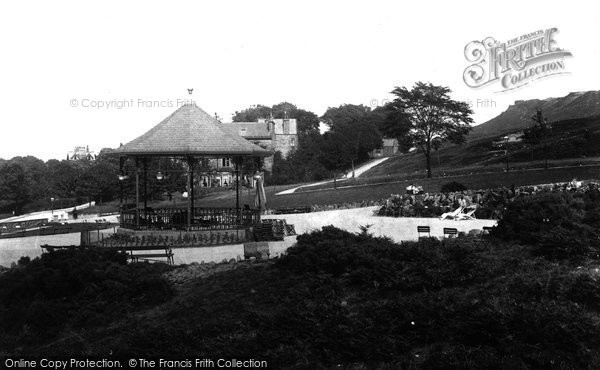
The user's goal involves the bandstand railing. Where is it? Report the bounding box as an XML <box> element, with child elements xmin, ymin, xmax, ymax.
<box><xmin>120</xmin><ymin>207</ymin><xmax>261</xmax><ymax>231</ymax></box>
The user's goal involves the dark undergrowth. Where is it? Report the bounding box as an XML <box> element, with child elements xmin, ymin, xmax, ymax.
<box><xmin>1</xmin><ymin>190</ymin><xmax>600</xmax><ymax>368</ymax></box>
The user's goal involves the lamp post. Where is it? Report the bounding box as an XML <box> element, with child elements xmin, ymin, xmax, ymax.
<box><xmin>118</xmin><ymin>173</ymin><xmax>128</xmax><ymax>210</ymax></box>
<box><xmin>503</xmin><ymin>136</ymin><xmax>510</xmax><ymax>172</ymax></box>
<box><xmin>50</xmin><ymin>197</ymin><xmax>55</xmax><ymax>215</ymax></box>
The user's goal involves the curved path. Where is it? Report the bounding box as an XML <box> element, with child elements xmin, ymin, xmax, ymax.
<box><xmin>276</xmin><ymin>157</ymin><xmax>390</xmax><ymax>195</ymax></box>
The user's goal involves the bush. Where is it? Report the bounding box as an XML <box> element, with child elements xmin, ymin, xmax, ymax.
<box><xmin>493</xmin><ymin>190</ymin><xmax>600</xmax><ymax>260</ymax></box>
<box><xmin>272</xmin><ymin>227</ymin><xmax>600</xmax><ymax>367</ymax></box>
<box><xmin>4</xmin><ymin>226</ymin><xmax>600</xmax><ymax>368</ymax></box>
<box><xmin>0</xmin><ymin>248</ymin><xmax>173</xmax><ymax>341</ymax></box>
<box><xmin>441</xmin><ymin>181</ymin><xmax>467</xmax><ymax>193</ymax></box>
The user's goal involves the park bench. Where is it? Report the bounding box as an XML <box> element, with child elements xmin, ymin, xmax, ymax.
<box><xmin>115</xmin><ymin>245</ymin><xmax>174</xmax><ymax>265</ymax></box>
<box><xmin>41</xmin><ymin>244</ymin><xmax>80</xmax><ymax>252</ymax></box>
<box><xmin>274</xmin><ymin>206</ymin><xmax>312</xmax><ymax>214</ymax></box>
<box><xmin>417</xmin><ymin>226</ymin><xmax>431</xmax><ymax>239</ymax></box>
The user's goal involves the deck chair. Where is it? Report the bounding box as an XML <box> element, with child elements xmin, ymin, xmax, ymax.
<box><xmin>439</xmin><ymin>206</ymin><xmax>464</xmax><ymax>220</ymax></box>
<box><xmin>417</xmin><ymin>226</ymin><xmax>431</xmax><ymax>239</ymax></box>
<box><xmin>455</xmin><ymin>207</ymin><xmax>477</xmax><ymax>220</ymax></box>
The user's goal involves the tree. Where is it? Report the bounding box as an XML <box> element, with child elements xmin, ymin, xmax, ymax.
<box><xmin>318</xmin><ymin>130</ymin><xmax>354</xmax><ymax>189</ymax></box>
<box><xmin>321</xmin><ymin>104</ymin><xmax>370</xmax><ymax>130</ymax></box>
<box><xmin>46</xmin><ymin>160</ymin><xmax>80</xmax><ymax>199</ymax></box>
<box><xmin>10</xmin><ymin>156</ymin><xmax>49</xmax><ymax>200</ymax></box>
<box><xmin>282</xmin><ymin>131</ymin><xmax>328</xmax><ymax>183</ymax></box>
<box><xmin>232</xmin><ymin>105</ymin><xmax>272</xmax><ymax>122</ymax></box>
<box><xmin>0</xmin><ymin>163</ymin><xmax>30</xmax><ymax>214</ymax></box>
<box><xmin>321</xmin><ymin>104</ymin><xmax>383</xmax><ymax>177</ymax></box>
<box><xmin>526</xmin><ymin>108</ymin><xmax>551</xmax><ymax>168</ymax></box>
<box><xmin>385</xmin><ymin>82</ymin><xmax>473</xmax><ymax>178</ymax></box>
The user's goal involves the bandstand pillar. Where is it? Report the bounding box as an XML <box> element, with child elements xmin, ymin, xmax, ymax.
<box><xmin>186</xmin><ymin>156</ymin><xmax>195</xmax><ymax>230</ymax></box>
<box><xmin>135</xmin><ymin>159</ymin><xmax>140</xmax><ymax>229</ymax></box>
<box><xmin>143</xmin><ymin>158</ymin><xmax>148</xmax><ymax>223</ymax></box>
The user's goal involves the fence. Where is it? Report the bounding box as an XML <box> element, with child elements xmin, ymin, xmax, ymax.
<box><xmin>120</xmin><ymin>207</ymin><xmax>261</xmax><ymax>231</ymax></box>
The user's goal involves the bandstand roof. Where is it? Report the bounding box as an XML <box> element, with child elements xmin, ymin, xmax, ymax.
<box><xmin>113</xmin><ymin>103</ymin><xmax>272</xmax><ymax>157</ymax></box>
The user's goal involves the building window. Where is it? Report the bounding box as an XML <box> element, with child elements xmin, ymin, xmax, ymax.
<box><xmin>222</xmin><ymin>157</ymin><xmax>231</xmax><ymax>167</ymax></box>
<box><xmin>283</xmin><ymin>119</ymin><xmax>290</xmax><ymax>134</ymax></box>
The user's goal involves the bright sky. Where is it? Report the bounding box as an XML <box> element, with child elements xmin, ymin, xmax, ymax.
<box><xmin>0</xmin><ymin>0</ymin><xmax>598</xmax><ymax>160</ymax></box>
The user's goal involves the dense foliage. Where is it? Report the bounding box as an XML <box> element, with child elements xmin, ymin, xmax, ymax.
<box><xmin>494</xmin><ymin>189</ymin><xmax>600</xmax><ymax>260</ymax></box>
<box><xmin>441</xmin><ymin>181</ymin><xmax>467</xmax><ymax>193</ymax></box>
<box><xmin>382</xmin><ymin>82</ymin><xmax>473</xmax><ymax>178</ymax></box>
<box><xmin>0</xmin><ymin>151</ymin><xmax>190</xmax><ymax>216</ymax></box>
<box><xmin>267</xmin><ymin>103</ymin><xmax>385</xmax><ymax>185</ymax></box>
<box><xmin>2</xmin><ymin>220</ymin><xmax>600</xmax><ymax>367</ymax></box>
<box><xmin>0</xmin><ymin>153</ymin><xmax>122</xmax><ymax>215</ymax></box>
<box><xmin>0</xmin><ymin>248</ymin><xmax>173</xmax><ymax>351</ymax></box>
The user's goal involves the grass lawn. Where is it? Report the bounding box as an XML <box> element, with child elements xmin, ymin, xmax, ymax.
<box><xmin>72</xmin><ymin>165</ymin><xmax>600</xmax><ymax>213</ymax></box>
<box><xmin>193</xmin><ymin>165</ymin><xmax>600</xmax><ymax>209</ymax></box>
<box><xmin>295</xmin><ymin>163</ymin><xmax>600</xmax><ymax>193</ymax></box>
<box><xmin>366</xmin><ymin>114</ymin><xmax>600</xmax><ymax>179</ymax></box>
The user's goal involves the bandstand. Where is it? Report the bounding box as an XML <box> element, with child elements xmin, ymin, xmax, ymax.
<box><xmin>110</xmin><ymin>103</ymin><xmax>272</xmax><ymax>245</ymax></box>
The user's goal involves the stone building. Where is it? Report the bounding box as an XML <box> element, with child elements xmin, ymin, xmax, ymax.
<box><xmin>370</xmin><ymin>138</ymin><xmax>399</xmax><ymax>158</ymax></box>
<box><xmin>222</xmin><ymin>118</ymin><xmax>298</xmax><ymax>171</ymax></box>
<box><xmin>67</xmin><ymin>145</ymin><xmax>96</xmax><ymax>161</ymax></box>
<box><xmin>199</xmin><ymin>118</ymin><xmax>298</xmax><ymax>187</ymax></box>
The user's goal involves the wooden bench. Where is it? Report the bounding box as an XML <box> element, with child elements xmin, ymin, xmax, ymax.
<box><xmin>41</xmin><ymin>244</ymin><xmax>80</xmax><ymax>252</ymax></box>
<box><xmin>274</xmin><ymin>206</ymin><xmax>312</xmax><ymax>214</ymax></box>
<box><xmin>417</xmin><ymin>226</ymin><xmax>431</xmax><ymax>239</ymax></box>
<box><xmin>115</xmin><ymin>245</ymin><xmax>174</xmax><ymax>265</ymax></box>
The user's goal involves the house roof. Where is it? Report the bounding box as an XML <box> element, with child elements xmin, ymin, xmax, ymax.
<box><xmin>112</xmin><ymin>104</ymin><xmax>272</xmax><ymax>157</ymax></box>
<box><xmin>382</xmin><ymin>138</ymin><xmax>398</xmax><ymax>147</ymax></box>
<box><xmin>222</xmin><ymin>122</ymin><xmax>271</xmax><ymax>139</ymax></box>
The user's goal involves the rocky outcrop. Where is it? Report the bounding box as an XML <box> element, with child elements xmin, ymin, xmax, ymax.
<box><xmin>470</xmin><ymin>91</ymin><xmax>600</xmax><ymax>139</ymax></box>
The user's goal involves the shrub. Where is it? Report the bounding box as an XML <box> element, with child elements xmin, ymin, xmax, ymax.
<box><xmin>3</xmin><ymin>226</ymin><xmax>600</xmax><ymax>368</ymax></box>
<box><xmin>441</xmin><ymin>181</ymin><xmax>467</xmax><ymax>193</ymax></box>
<box><xmin>0</xmin><ymin>248</ymin><xmax>173</xmax><ymax>341</ymax></box>
<box><xmin>493</xmin><ymin>190</ymin><xmax>600</xmax><ymax>260</ymax></box>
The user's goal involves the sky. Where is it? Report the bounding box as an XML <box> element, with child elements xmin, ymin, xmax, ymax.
<box><xmin>0</xmin><ymin>0</ymin><xmax>598</xmax><ymax>160</ymax></box>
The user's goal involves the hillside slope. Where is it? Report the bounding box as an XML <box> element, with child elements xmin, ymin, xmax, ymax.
<box><xmin>364</xmin><ymin>114</ymin><xmax>600</xmax><ymax>179</ymax></box>
<box><xmin>470</xmin><ymin>90</ymin><xmax>600</xmax><ymax>139</ymax></box>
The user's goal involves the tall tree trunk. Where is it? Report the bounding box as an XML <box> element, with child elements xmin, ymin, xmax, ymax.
<box><xmin>425</xmin><ymin>150</ymin><xmax>432</xmax><ymax>178</ymax></box>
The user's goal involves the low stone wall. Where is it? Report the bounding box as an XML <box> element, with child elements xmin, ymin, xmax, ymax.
<box><xmin>264</xmin><ymin>207</ymin><xmax>497</xmax><ymax>243</ymax></box>
<box><xmin>171</xmin><ymin>236</ymin><xmax>297</xmax><ymax>265</ymax></box>
<box><xmin>115</xmin><ymin>227</ymin><xmax>251</xmax><ymax>246</ymax></box>
<box><xmin>0</xmin><ymin>233</ymin><xmax>81</xmax><ymax>267</ymax></box>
